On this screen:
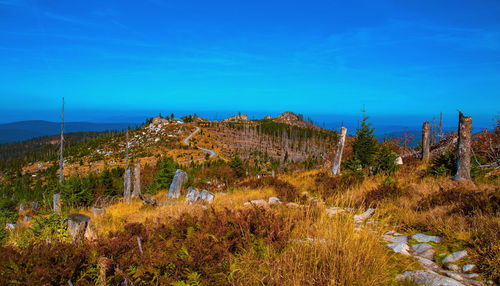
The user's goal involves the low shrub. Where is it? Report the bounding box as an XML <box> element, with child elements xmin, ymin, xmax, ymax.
<box><xmin>362</xmin><ymin>177</ymin><xmax>406</xmax><ymax>207</ymax></box>
<box><xmin>416</xmin><ymin>187</ymin><xmax>500</xmax><ymax>216</ymax></box>
<box><xmin>313</xmin><ymin>171</ymin><xmax>364</xmax><ymax>200</ymax></box>
<box><xmin>240</xmin><ymin>177</ymin><xmax>299</xmax><ymax>202</ymax></box>
<box><xmin>0</xmin><ymin>207</ymin><xmax>294</xmax><ymax>285</ymax></box>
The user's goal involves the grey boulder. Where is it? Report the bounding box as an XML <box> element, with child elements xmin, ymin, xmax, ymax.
<box><xmin>442</xmin><ymin>250</ymin><xmax>468</xmax><ymax>264</ymax></box>
<box><xmin>397</xmin><ymin>270</ymin><xmax>464</xmax><ymax>286</ymax></box>
<box><xmin>412</xmin><ymin>233</ymin><xmax>442</xmax><ymax>243</ymax></box>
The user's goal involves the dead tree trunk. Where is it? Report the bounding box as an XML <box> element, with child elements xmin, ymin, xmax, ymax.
<box><xmin>124</xmin><ymin>169</ymin><xmax>131</xmax><ymax>203</ymax></box>
<box><xmin>132</xmin><ymin>159</ymin><xmax>141</xmax><ymax>198</ymax></box>
<box><xmin>123</xmin><ymin>130</ymin><xmax>131</xmax><ymax>204</ymax></box>
<box><xmin>332</xmin><ymin>127</ymin><xmax>347</xmax><ymax>175</ymax></box>
<box><xmin>453</xmin><ymin>111</ymin><xmax>472</xmax><ymax>181</ymax></box>
<box><xmin>422</xmin><ymin>121</ymin><xmax>431</xmax><ymax>162</ymax></box>
<box><xmin>54</xmin><ymin>97</ymin><xmax>64</xmax><ymax>213</ymax></box>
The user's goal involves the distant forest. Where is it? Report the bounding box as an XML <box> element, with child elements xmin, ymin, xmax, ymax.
<box><xmin>0</xmin><ymin>131</ymin><xmax>116</xmax><ymax>172</ymax></box>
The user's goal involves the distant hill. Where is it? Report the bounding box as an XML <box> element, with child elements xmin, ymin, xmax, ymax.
<box><xmin>0</xmin><ymin>120</ymin><xmax>135</xmax><ymax>144</ymax></box>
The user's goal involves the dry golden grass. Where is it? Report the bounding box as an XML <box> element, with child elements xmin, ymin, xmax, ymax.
<box><xmin>64</xmin><ymin>164</ymin><xmax>499</xmax><ymax>283</ymax></box>
<box><xmin>79</xmin><ymin>187</ymin><xmax>276</xmax><ymax>237</ymax></box>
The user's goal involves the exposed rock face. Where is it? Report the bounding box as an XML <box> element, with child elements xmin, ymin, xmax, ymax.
<box><xmin>167</xmin><ymin>170</ymin><xmax>188</xmax><ymax>199</ymax></box>
<box><xmin>221</xmin><ymin>114</ymin><xmax>249</xmax><ymax>123</ymax></box>
<box><xmin>152</xmin><ymin>116</ymin><xmax>169</xmax><ymax>125</ymax></box>
<box><xmin>192</xmin><ymin>114</ymin><xmax>210</xmax><ymax>123</ymax></box>
<box><xmin>274</xmin><ymin>111</ymin><xmax>308</xmax><ymax>127</ymax></box>
<box><xmin>67</xmin><ymin>213</ymin><xmax>91</xmax><ymax>242</ymax></box>
<box><xmin>264</xmin><ymin>115</ymin><xmax>271</xmax><ymax>120</ymax></box>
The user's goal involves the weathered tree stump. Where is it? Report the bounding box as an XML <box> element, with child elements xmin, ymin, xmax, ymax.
<box><xmin>332</xmin><ymin>127</ymin><xmax>347</xmax><ymax>175</ymax></box>
<box><xmin>53</xmin><ymin>191</ymin><xmax>61</xmax><ymax>214</ymax></box>
<box><xmin>67</xmin><ymin>213</ymin><xmax>91</xmax><ymax>242</ymax></box>
<box><xmin>422</xmin><ymin>121</ymin><xmax>431</xmax><ymax>162</ymax></box>
<box><xmin>91</xmin><ymin>207</ymin><xmax>106</xmax><ymax>216</ymax></box>
<box><xmin>132</xmin><ymin>159</ymin><xmax>141</xmax><ymax>198</ymax></box>
<box><xmin>138</xmin><ymin>194</ymin><xmax>157</xmax><ymax>206</ymax></box>
<box><xmin>452</xmin><ymin>111</ymin><xmax>472</xmax><ymax>181</ymax></box>
<box><xmin>123</xmin><ymin>168</ymin><xmax>131</xmax><ymax>204</ymax></box>
<box><xmin>167</xmin><ymin>169</ymin><xmax>188</xmax><ymax>199</ymax></box>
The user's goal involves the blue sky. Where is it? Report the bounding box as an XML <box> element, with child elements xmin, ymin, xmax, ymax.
<box><xmin>0</xmin><ymin>0</ymin><xmax>499</xmax><ymax>128</ymax></box>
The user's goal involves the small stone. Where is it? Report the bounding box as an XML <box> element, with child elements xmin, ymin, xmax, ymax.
<box><xmin>415</xmin><ymin>256</ymin><xmax>441</xmax><ymax>272</ymax></box>
<box><xmin>387</xmin><ymin>242</ymin><xmax>411</xmax><ymax>256</ymax></box>
<box><xmin>462</xmin><ymin>264</ymin><xmax>476</xmax><ymax>273</ymax></box>
<box><xmin>186</xmin><ymin>187</ymin><xmax>200</xmax><ymax>203</ymax></box>
<box><xmin>326</xmin><ymin>207</ymin><xmax>344</xmax><ymax>216</ymax></box>
<box><xmin>249</xmin><ymin>199</ymin><xmax>267</xmax><ymax>207</ymax></box>
<box><xmin>444</xmin><ymin>264</ymin><xmax>461</xmax><ymax>272</ymax></box>
<box><xmin>412</xmin><ymin>233</ymin><xmax>442</xmax><ymax>243</ymax></box>
<box><xmin>286</xmin><ymin>202</ymin><xmax>299</xmax><ymax>208</ymax></box>
<box><xmin>442</xmin><ymin>250</ymin><xmax>468</xmax><ymax>264</ymax></box>
<box><xmin>383</xmin><ymin>235</ymin><xmax>408</xmax><ymax>244</ymax></box>
<box><xmin>441</xmin><ymin>270</ymin><xmax>465</xmax><ymax>281</ymax></box>
<box><xmin>354</xmin><ymin>208</ymin><xmax>375</xmax><ymax>224</ymax></box>
<box><xmin>5</xmin><ymin>223</ymin><xmax>16</xmax><ymax>230</ymax></box>
<box><xmin>397</xmin><ymin>270</ymin><xmax>464</xmax><ymax>286</ymax></box>
<box><xmin>198</xmin><ymin>190</ymin><xmax>215</xmax><ymax>204</ymax></box>
<box><xmin>268</xmin><ymin>197</ymin><xmax>282</xmax><ymax>205</ymax></box>
<box><xmin>412</xmin><ymin>244</ymin><xmax>435</xmax><ymax>261</ymax></box>
<box><xmin>464</xmin><ymin>273</ymin><xmax>479</xmax><ymax>279</ymax></box>
<box><xmin>91</xmin><ymin>207</ymin><xmax>106</xmax><ymax>216</ymax></box>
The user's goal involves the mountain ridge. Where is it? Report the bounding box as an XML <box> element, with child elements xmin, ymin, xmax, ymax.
<box><xmin>0</xmin><ymin>120</ymin><xmax>134</xmax><ymax>144</ymax></box>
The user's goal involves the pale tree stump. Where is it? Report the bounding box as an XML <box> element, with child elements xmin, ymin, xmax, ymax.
<box><xmin>53</xmin><ymin>191</ymin><xmax>61</xmax><ymax>214</ymax></box>
<box><xmin>167</xmin><ymin>170</ymin><xmax>188</xmax><ymax>198</ymax></box>
<box><xmin>422</xmin><ymin>121</ymin><xmax>431</xmax><ymax>162</ymax></box>
<box><xmin>332</xmin><ymin>127</ymin><xmax>347</xmax><ymax>175</ymax></box>
<box><xmin>452</xmin><ymin>111</ymin><xmax>472</xmax><ymax>181</ymax></box>
<box><xmin>67</xmin><ymin>213</ymin><xmax>91</xmax><ymax>242</ymax></box>
<box><xmin>91</xmin><ymin>207</ymin><xmax>106</xmax><ymax>216</ymax></box>
<box><xmin>132</xmin><ymin>159</ymin><xmax>141</xmax><ymax>198</ymax></box>
<box><xmin>123</xmin><ymin>168</ymin><xmax>131</xmax><ymax>204</ymax></box>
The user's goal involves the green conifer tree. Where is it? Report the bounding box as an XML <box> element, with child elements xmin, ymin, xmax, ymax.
<box><xmin>352</xmin><ymin>109</ymin><xmax>377</xmax><ymax>168</ymax></box>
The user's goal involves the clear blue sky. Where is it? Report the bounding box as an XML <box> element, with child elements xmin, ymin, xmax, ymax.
<box><xmin>0</xmin><ymin>0</ymin><xmax>499</xmax><ymax>127</ymax></box>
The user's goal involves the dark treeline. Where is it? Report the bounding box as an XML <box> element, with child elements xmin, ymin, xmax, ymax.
<box><xmin>0</xmin><ymin>130</ymin><xmax>126</xmax><ymax>172</ymax></box>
